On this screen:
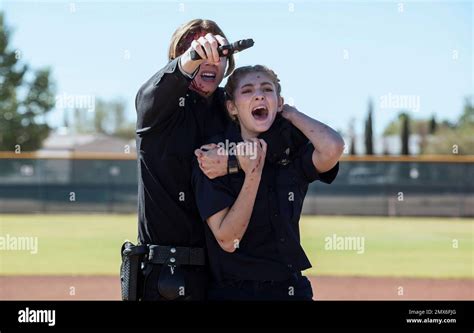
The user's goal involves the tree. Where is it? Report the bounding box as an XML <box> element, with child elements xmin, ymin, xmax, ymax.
<box><xmin>423</xmin><ymin>96</ymin><xmax>474</xmax><ymax>155</ymax></box>
<box><xmin>72</xmin><ymin>97</ymin><xmax>135</xmax><ymax>140</ymax></box>
<box><xmin>364</xmin><ymin>99</ymin><xmax>374</xmax><ymax>155</ymax></box>
<box><xmin>0</xmin><ymin>13</ymin><xmax>55</xmax><ymax>151</ymax></box>
<box><xmin>458</xmin><ymin>96</ymin><xmax>474</xmax><ymax>128</ymax></box>
<box><xmin>429</xmin><ymin>114</ymin><xmax>437</xmax><ymax>134</ymax></box>
<box><xmin>350</xmin><ymin>136</ymin><xmax>356</xmax><ymax>155</ymax></box>
<box><xmin>382</xmin><ymin>137</ymin><xmax>390</xmax><ymax>155</ymax></box>
<box><xmin>348</xmin><ymin>118</ymin><xmax>356</xmax><ymax>155</ymax></box>
<box><xmin>382</xmin><ymin>97</ymin><xmax>473</xmax><ymax>155</ymax></box>
<box><xmin>94</xmin><ymin>100</ymin><xmax>108</xmax><ymax>134</ymax></box>
<box><xmin>400</xmin><ymin>113</ymin><xmax>410</xmax><ymax>155</ymax></box>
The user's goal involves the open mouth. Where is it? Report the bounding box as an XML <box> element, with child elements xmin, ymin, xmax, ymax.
<box><xmin>200</xmin><ymin>71</ymin><xmax>217</xmax><ymax>82</ymax></box>
<box><xmin>251</xmin><ymin>106</ymin><xmax>269</xmax><ymax>121</ymax></box>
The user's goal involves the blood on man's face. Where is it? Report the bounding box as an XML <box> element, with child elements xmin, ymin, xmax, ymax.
<box><xmin>177</xmin><ymin>30</ymin><xmax>227</xmax><ymax>97</ymax></box>
<box><xmin>191</xmin><ymin>58</ymin><xmax>226</xmax><ymax>97</ymax></box>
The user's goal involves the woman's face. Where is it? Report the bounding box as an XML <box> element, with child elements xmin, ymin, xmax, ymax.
<box><xmin>227</xmin><ymin>72</ymin><xmax>283</xmax><ymax>137</ymax></box>
<box><xmin>190</xmin><ymin>57</ymin><xmax>227</xmax><ymax>97</ymax></box>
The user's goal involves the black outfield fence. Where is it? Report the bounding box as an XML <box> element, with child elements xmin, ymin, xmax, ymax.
<box><xmin>0</xmin><ymin>152</ymin><xmax>472</xmax><ymax>217</ymax></box>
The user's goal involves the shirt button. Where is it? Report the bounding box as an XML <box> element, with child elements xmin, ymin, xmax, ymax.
<box><xmin>287</xmin><ymin>264</ymin><xmax>293</xmax><ymax>268</ymax></box>
<box><xmin>274</xmin><ymin>213</ymin><xmax>279</xmax><ymax>217</ymax></box>
<box><xmin>280</xmin><ymin>238</ymin><xmax>285</xmax><ymax>243</ymax></box>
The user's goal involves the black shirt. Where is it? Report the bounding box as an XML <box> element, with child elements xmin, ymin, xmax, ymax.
<box><xmin>192</xmin><ymin>123</ymin><xmax>339</xmax><ymax>282</ymax></box>
<box><xmin>135</xmin><ymin>58</ymin><xmax>229</xmax><ymax>247</ymax></box>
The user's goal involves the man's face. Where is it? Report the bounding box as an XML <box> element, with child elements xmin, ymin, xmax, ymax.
<box><xmin>190</xmin><ymin>57</ymin><xmax>227</xmax><ymax>97</ymax></box>
<box><xmin>227</xmin><ymin>72</ymin><xmax>283</xmax><ymax>136</ymax></box>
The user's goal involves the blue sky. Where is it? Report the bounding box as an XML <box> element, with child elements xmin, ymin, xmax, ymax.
<box><xmin>1</xmin><ymin>0</ymin><xmax>472</xmax><ymax>136</ymax></box>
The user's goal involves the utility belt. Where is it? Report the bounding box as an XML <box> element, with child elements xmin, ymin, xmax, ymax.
<box><xmin>147</xmin><ymin>245</ymin><xmax>205</xmax><ymax>266</ymax></box>
<box><xmin>120</xmin><ymin>241</ymin><xmax>205</xmax><ymax>301</ymax></box>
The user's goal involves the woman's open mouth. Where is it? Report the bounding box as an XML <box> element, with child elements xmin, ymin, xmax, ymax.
<box><xmin>200</xmin><ymin>71</ymin><xmax>217</xmax><ymax>82</ymax></box>
<box><xmin>251</xmin><ymin>106</ymin><xmax>269</xmax><ymax>121</ymax></box>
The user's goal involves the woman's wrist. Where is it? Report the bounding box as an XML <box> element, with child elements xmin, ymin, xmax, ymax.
<box><xmin>244</xmin><ymin>171</ymin><xmax>262</xmax><ymax>184</ymax></box>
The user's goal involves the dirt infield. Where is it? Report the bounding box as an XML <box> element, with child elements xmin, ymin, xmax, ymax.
<box><xmin>1</xmin><ymin>275</ymin><xmax>472</xmax><ymax>300</ymax></box>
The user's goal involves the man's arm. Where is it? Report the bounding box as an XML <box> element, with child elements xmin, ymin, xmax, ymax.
<box><xmin>136</xmin><ymin>33</ymin><xmax>231</xmax><ymax>135</ymax></box>
<box><xmin>281</xmin><ymin>105</ymin><xmax>344</xmax><ymax>173</ymax></box>
<box><xmin>135</xmin><ymin>57</ymin><xmax>196</xmax><ymax>134</ymax></box>
<box><xmin>194</xmin><ymin>144</ymin><xmax>229</xmax><ymax>179</ymax></box>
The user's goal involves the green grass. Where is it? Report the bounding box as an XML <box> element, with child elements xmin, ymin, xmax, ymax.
<box><xmin>301</xmin><ymin>216</ymin><xmax>473</xmax><ymax>278</ymax></box>
<box><xmin>0</xmin><ymin>214</ymin><xmax>472</xmax><ymax>278</ymax></box>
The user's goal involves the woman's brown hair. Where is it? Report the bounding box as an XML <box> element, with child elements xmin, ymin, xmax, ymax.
<box><xmin>224</xmin><ymin>65</ymin><xmax>282</xmax><ymax>122</ymax></box>
<box><xmin>224</xmin><ymin>65</ymin><xmax>281</xmax><ymax>101</ymax></box>
<box><xmin>168</xmin><ymin>19</ymin><xmax>235</xmax><ymax>77</ymax></box>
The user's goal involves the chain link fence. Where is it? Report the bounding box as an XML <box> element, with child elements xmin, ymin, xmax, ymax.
<box><xmin>0</xmin><ymin>154</ymin><xmax>472</xmax><ymax>217</ymax></box>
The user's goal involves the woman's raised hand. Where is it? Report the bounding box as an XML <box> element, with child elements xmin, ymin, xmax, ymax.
<box><xmin>237</xmin><ymin>138</ymin><xmax>267</xmax><ymax>176</ymax></box>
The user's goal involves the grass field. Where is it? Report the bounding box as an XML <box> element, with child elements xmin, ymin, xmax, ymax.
<box><xmin>0</xmin><ymin>214</ymin><xmax>472</xmax><ymax>278</ymax></box>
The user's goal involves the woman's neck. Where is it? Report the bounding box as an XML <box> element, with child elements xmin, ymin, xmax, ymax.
<box><xmin>240</xmin><ymin>126</ymin><xmax>259</xmax><ymax>141</ymax></box>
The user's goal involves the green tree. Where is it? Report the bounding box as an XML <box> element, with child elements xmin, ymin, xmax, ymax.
<box><xmin>458</xmin><ymin>96</ymin><xmax>474</xmax><ymax>128</ymax></box>
<box><xmin>383</xmin><ymin>115</ymin><xmax>428</xmax><ymax>136</ymax></box>
<box><xmin>347</xmin><ymin>118</ymin><xmax>356</xmax><ymax>155</ymax></box>
<box><xmin>0</xmin><ymin>13</ymin><xmax>55</xmax><ymax>151</ymax></box>
<box><xmin>74</xmin><ymin>97</ymin><xmax>135</xmax><ymax>140</ymax></box>
<box><xmin>349</xmin><ymin>136</ymin><xmax>356</xmax><ymax>155</ymax></box>
<box><xmin>100</xmin><ymin>98</ymin><xmax>134</xmax><ymax>139</ymax></box>
<box><xmin>400</xmin><ymin>113</ymin><xmax>410</xmax><ymax>155</ymax></box>
<box><xmin>364</xmin><ymin>99</ymin><xmax>374</xmax><ymax>155</ymax></box>
<box><xmin>94</xmin><ymin>100</ymin><xmax>108</xmax><ymax>134</ymax></box>
<box><xmin>429</xmin><ymin>114</ymin><xmax>437</xmax><ymax>134</ymax></box>
<box><xmin>423</xmin><ymin>96</ymin><xmax>474</xmax><ymax>155</ymax></box>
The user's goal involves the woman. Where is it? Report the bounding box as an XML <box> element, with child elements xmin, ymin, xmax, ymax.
<box><xmin>192</xmin><ymin>65</ymin><xmax>345</xmax><ymax>300</ymax></box>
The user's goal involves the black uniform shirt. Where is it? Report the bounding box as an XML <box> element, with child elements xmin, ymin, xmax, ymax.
<box><xmin>135</xmin><ymin>57</ymin><xmax>229</xmax><ymax>247</ymax></box>
<box><xmin>192</xmin><ymin>123</ymin><xmax>339</xmax><ymax>282</ymax></box>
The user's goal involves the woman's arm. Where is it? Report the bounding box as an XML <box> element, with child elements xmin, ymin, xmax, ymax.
<box><xmin>205</xmin><ymin>139</ymin><xmax>266</xmax><ymax>253</ymax></box>
<box><xmin>281</xmin><ymin>105</ymin><xmax>345</xmax><ymax>173</ymax></box>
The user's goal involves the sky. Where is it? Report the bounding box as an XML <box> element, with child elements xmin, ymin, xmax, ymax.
<box><xmin>1</xmin><ymin>0</ymin><xmax>472</xmax><ymax>137</ymax></box>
